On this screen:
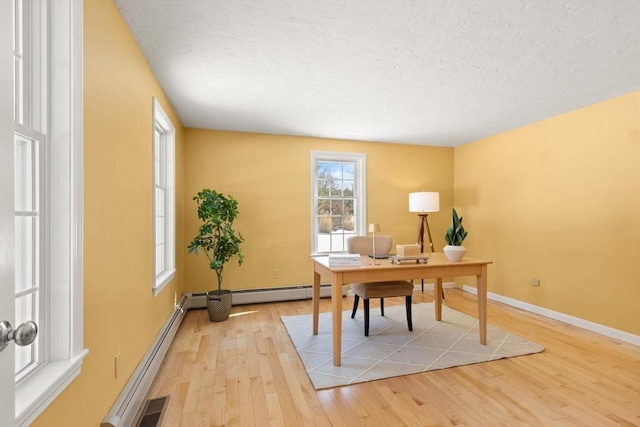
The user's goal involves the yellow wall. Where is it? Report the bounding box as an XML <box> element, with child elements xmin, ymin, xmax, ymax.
<box><xmin>454</xmin><ymin>91</ymin><xmax>640</xmax><ymax>335</ymax></box>
<box><xmin>184</xmin><ymin>129</ymin><xmax>454</xmax><ymax>292</ymax></box>
<box><xmin>32</xmin><ymin>1</ymin><xmax>186</xmax><ymax>425</ymax></box>
<box><xmin>29</xmin><ymin>1</ymin><xmax>638</xmax><ymax>424</ymax></box>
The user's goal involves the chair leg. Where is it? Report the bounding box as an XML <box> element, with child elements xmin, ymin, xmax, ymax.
<box><xmin>364</xmin><ymin>299</ymin><xmax>370</xmax><ymax>336</ymax></box>
<box><xmin>380</xmin><ymin>298</ymin><xmax>384</xmax><ymax>316</ymax></box>
<box><xmin>351</xmin><ymin>295</ymin><xmax>360</xmax><ymax>319</ymax></box>
<box><xmin>405</xmin><ymin>296</ymin><xmax>413</xmax><ymax>331</ymax></box>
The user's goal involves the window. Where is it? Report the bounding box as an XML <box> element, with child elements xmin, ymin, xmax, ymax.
<box><xmin>311</xmin><ymin>151</ymin><xmax>366</xmax><ymax>254</ymax></box>
<box><xmin>13</xmin><ymin>0</ymin><xmax>46</xmax><ymax>381</ymax></box>
<box><xmin>152</xmin><ymin>98</ymin><xmax>175</xmax><ymax>295</ymax></box>
<box><xmin>10</xmin><ymin>1</ymin><xmax>87</xmax><ymax>425</ymax></box>
<box><xmin>14</xmin><ymin>132</ymin><xmax>42</xmax><ymax>380</ymax></box>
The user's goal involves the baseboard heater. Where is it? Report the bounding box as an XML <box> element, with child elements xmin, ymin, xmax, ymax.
<box><xmin>101</xmin><ymin>295</ymin><xmax>189</xmax><ymax>427</ymax></box>
<box><xmin>188</xmin><ymin>283</ymin><xmax>347</xmax><ymax>308</ymax></box>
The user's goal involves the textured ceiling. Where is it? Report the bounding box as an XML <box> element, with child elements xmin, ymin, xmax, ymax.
<box><xmin>115</xmin><ymin>0</ymin><xmax>640</xmax><ymax>147</ymax></box>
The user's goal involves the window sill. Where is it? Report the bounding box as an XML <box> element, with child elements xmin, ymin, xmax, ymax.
<box><xmin>16</xmin><ymin>349</ymin><xmax>89</xmax><ymax>427</ymax></box>
<box><xmin>153</xmin><ymin>269</ymin><xmax>176</xmax><ymax>297</ymax></box>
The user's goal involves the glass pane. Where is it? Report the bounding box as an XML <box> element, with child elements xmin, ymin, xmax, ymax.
<box><xmin>335</xmin><ymin>233</ymin><xmax>347</xmax><ymax>252</ymax></box>
<box><xmin>154</xmin><ymin>129</ymin><xmax>160</xmax><ymax>161</ymax></box>
<box><xmin>332</xmin><ymin>216</ymin><xmax>342</xmax><ymax>232</ymax></box>
<box><xmin>316</xmin><ymin>233</ymin><xmax>329</xmax><ymax>252</ymax></box>
<box><xmin>317</xmin><ymin>164</ymin><xmax>334</xmax><ymax>196</ymax></box>
<box><xmin>15</xmin><ymin>293</ymin><xmax>33</xmax><ymax>336</ymax></box>
<box><xmin>342</xmin><ymin>162</ymin><xmax>354</xmax><ymax>180</ymax></box>
<box><xmin>317</xmin><ymin>161</ymin><xmax>330</xmax><ymax>176</ymax></box>
<box><xmin>13</xmin><ymin>0</ymin><xmax>24</xmax><ymax>124</ymax></box>
<box><xmin>155</xmin><ymin>244</ymin><xmax>164</xmax><ymax>275</ymax></box>
<box><xmin>158</xmin><ymin>131</ymin><xmax>165</xmax><ymax>160</ymax></box>
<box><xmin>331</xmin><ymin>181</ymin><xmax>343</xmax><ymax>197</ymax></box>
<box><xmin>332</xmin><ymin>231</ymin><xmax>347</xmax><ymax>252</ymax></box>
<box><xmin>15</xmin><ymin>294</ymin><xmax>36</xmax><ymax>374</ymax></box>
<box><xmin>317</xmin><ymin>215</ymin><xmax>331</xmax><ymax>234</ymax></box>
<box><xmin>317</xmin><ymin>198</ymin><xmax>330</xmax><ymax>215</ymax></box>
<box><xmin>333</xmin><ymin>215</ymin><xmax>349</xmax><ymax>232</ymax></box>
<box><xmin>155</xmin><ymin>188</ymin><xmax>164</xmax><ymax>216</ymax></box>
<box><xmin>156</xmin><ymin>133</ymin><xmax>165</xmax><ymax>187</ymax></box>
<box><xmin>317</xmin><ymin>229</ymin><xmax>348</xmax><ymax>253</ymax></box>
<box><xmin>317</xmin><ymin>181</ymin><xmax>330</xmax><ymax>197</ymax></box>
<box><xmin>155</xmin><ymin>216</ymin><xmax>164</xmax><ymax>244</ymax></box>
<box><xmin>15</xmin><ymin>216</ymin><xmax>36</xmax><ymax>293</ymax></box>
<box><xmin>154</xmin><ymin>158</ymin><xmax>160</xmax><ymax>185</ymax></box>
<box><xmin>328</xmin><ymin>162</ymin><xmax>342</xmax><ymax>179</ymax></box>
<box><xmin>14</xmin><ymin>135</ymin><xmax>35</xmax><ymax>211</ymax></box>
<box><xmin>344</xmin><ymin>199</ymin><xmax>354</xmax><ymax>216</ymax></box>
<box><xmin>332</xmin><ymin>199</ymin><xmax>345</xmax><ymax>216</ymax></box>
<box><xmin>342</xmin><ymin>215</ymin><xmax>354</xmax><ymax>232</ymax></box>
<box><xmin>343</xmin><ymin>180</ymin><xmax>354</xmax><ymax>197</ymax></box>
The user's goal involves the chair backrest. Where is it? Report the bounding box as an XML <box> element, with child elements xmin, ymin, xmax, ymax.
<box><xmin>346</xmin><ymin>235</ymin><xmax>393</xmax><ymax>256</ymax></box>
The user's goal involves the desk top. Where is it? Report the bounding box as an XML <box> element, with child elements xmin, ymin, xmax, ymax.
<box><xmin>311</xmin><ymin>252</ymin><xmax>492</xmax><ymax>272</ymax></box>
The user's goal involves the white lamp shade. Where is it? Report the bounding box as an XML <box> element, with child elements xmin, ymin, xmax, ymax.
<box><xmin>409</xmin><ymin>192</ymin><xmax>440</xmax><ymax>213</ymax></box>
<box><xmin>368</xmin><ymin>223</ymin><xmax>381</xmax><ymax>233</ymax></box>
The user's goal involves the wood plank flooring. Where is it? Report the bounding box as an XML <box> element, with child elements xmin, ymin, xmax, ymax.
<box><xmin>146</xmin><ymin>288</ymin><xmax>640</xmax><ymax>426</ymax></box>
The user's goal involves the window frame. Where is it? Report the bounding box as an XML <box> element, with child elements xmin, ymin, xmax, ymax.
<box><xmin>13</xmin><ymin>1</ymin><xmax>87</xmax><ymax>425</ymax></box>
<box><xmin>152</xmin><ymin>98</ymin><xmax>176</xmax><ymax>296</ymax></box>
<box><xmin>310</xmin><ymin>151</ymin><xmax>366</xmax><ymax>255</ymax></box>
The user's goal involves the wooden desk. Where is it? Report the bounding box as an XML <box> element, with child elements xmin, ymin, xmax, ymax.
<box><xmin>311</xmin><ymin>252</ymin><xmax>492</xmax><ymax>366</ymax></box>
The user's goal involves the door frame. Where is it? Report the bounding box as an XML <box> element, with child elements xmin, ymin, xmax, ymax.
<box><xmin>0</xmin><ymin>0</ymin><xmax>17</xmax><ymax>424</ymax></box>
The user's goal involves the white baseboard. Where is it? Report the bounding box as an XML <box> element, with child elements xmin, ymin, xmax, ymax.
<box><xmin>461</xmin><ymin>285</ymin><xmax>640</xmax><ymax>347</ymax></box>
<box><xmin>187</xmin><ymin>284</ymin><xmax>347</xmax><ymax>308</ymax></box>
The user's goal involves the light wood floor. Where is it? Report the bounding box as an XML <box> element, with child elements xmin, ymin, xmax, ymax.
<box><xmin>147</xmin><ymin>288</ymin><xmax>640</xmax><ymax>426</ymax></box>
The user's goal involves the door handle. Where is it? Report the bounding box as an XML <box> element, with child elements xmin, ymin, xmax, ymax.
<box><xmin>0</xmin><ymin>320</ymin><xmax>38</xmax><ymax>352</ymax></box>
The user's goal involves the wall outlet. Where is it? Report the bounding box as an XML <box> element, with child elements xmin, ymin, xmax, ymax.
<box><xmin>530</xmin><ymin>278</ymin><xmax>540</xmax><ymax>287</ymax></box>
<box><xmin>272</xmin><ymin>269</ymin><xmax>279</xmax><ymax>279</ymax></box>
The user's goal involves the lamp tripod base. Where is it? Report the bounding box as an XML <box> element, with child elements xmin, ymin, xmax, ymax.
<box><xmin>415</xmin><ymin>213</ymin><xmax>444</xmax><ymax>301</ymax></box>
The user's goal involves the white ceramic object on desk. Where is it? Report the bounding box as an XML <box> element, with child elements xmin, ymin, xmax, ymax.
<box><xmin>443</xmin><ymin>245</ymin><xmax>466</xmax><ymax>262</ymax></box>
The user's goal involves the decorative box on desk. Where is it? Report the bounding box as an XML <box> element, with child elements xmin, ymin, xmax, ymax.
<box><xmin>396</xmin><ymin>244</ymin><xmax>421</xmax><ymax>257</ymax></box>
<box><xmin>328</xmin><ymin>253</ymin><xmax>361</xmax><ymax>266</ymax></box>
<box><xmin>389</xmin><ymin>255</ymin><xmax>428</xmax><ymax>264</ymax></box>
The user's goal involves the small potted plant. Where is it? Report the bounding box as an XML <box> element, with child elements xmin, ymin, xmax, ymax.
<box><xmin>188</xmin><ymin>189</ymin><xmax>244</xmax><ymax>321</ymax></box>
<box><xmin>443</xmin><ymin>208</ymin><xmax>468</xmax><ymax>262</ymax></box>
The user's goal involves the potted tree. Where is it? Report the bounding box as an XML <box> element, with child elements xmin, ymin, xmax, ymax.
<box><xmin>188</xmin><ymin>189</ymin><xmax>244</xmax><ymax>321</ymax></box>
<box><xmin>443</xmin><ymin>208</ymin><xmax>468</xmax><ymax>262</ymax></box>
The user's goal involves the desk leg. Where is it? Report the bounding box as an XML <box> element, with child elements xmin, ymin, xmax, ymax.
<box><xmin>435</xmin><ymin>277</ymin><xmax>443</xmax><ymax>321</ymax></box>
<box><xmin>477</xmin><ymin>264</ymin><xmax>488</xmax><ymax>345</ymax></box>
<box><xmin>312</xmin><ymin>270</ymin><xmax>321</xmax><ymax>335</ymax></box>
<box><xmin>332</xmin><ymin>273</ymin><xmax>343</xmax><ymax>366</ymax></box>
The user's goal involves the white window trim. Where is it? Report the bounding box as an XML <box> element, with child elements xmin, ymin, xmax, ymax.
<box><xmin>152</xmin><ymin>98</ymin><xmax>175</xmax><ymax>296</ymax></box>
<box><xmin>310</xmin><ymin>151</ymin><xmax>366</xmax><ymax>255</ymax></box>
<box><xmin>15</xmin><ymin>1</ymin><xmax>87</xmax><ymax>426</ymax></box>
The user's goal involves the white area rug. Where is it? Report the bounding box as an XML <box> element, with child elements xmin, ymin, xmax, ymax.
<box><xmin>281</xmin><ymin>302</ymin><xmax>544</xmax><ymax>389</ymax></box>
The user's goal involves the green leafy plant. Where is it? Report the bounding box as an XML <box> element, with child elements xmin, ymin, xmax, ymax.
<box><xmin>444</xmin><ymin>208</ymin><xmax>468</xmax><ymax>246</ymax></box>
<box><xmin>188</xmin><ymin>189</ymin><xmax>244</xmax><ymax>291</ymax></box>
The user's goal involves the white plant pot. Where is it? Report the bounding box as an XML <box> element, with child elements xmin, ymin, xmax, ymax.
<box><xmin>443</xmin><ymin>245</ymin><xmax>466</xmax><ymax>262</ymax></box>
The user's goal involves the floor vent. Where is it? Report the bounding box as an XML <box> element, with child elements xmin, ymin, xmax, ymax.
<box><xmin>135</xmin><ymin>396</ymin><xmax>169</xmax><ymax>427</ymax></box>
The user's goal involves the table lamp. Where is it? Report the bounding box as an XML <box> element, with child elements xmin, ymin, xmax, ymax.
<box><xmin>368</xmin><ymin>223</ymin><xmax>381</xmax><ymax>265</ymax></box>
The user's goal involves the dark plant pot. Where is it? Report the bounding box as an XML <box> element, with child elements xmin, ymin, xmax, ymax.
<box><xmin>207</xmin><ymin>289</ymin><xmax>232</xmax><ymax>322</ymax></box>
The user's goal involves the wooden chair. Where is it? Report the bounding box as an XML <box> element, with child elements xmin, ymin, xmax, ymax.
<box><xmin>347</xmin><ymin>235</ymin><xmax>414</xmax><ymax>336</ymax></box>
